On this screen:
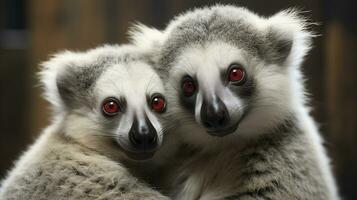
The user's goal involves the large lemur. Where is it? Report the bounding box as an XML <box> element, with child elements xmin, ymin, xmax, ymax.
<box><xmin>0</xmin><ymin>45</ymin><xmax>171</xmax><ymax>200</ymax></box>
<box><xmin>130</xmin><ymin>5</ymin><xmax>340</xmax><ymax>200</ymax></box>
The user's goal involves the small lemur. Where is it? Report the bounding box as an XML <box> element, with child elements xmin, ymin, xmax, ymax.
<box><xmin>130</xmin><ymin>5</ymin><xmax>340</xmax><ymax>200</ymax></box>
<box><xmin>0</xmin><ymin>45</ymin><xmax>170</xmax><ymax>200</ymax></box>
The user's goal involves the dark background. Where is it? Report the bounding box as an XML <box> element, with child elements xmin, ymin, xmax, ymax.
<box><xmin>0</xmin><ymin>0</ymin><xmax>356</xmax><ymax>199</ymax></box>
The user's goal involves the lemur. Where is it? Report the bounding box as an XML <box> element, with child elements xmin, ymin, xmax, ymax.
<box><xmin>130</xmin><ymin>5</ymin><xmax>340</xmax><ymax>200</ymax></box>
<box><xmin>0</xmin><ymin>45</ymin><xmax>171</xmax><ymax>200</ymax></box>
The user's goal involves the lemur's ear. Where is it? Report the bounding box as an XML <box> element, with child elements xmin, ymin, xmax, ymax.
<box><xmin>128</xmin><ymin>23</ymin><xmax>165</xmax><ymax>53</ymax></box>
<box><xmin>39</xmin><ymin>51</ymin><xmax>95</xmax><ymax>112</ymax></box>
<box><xmin>264</xmin><ymin>9</ymin><xmax>314</xmax><ymax>66</ymax></box>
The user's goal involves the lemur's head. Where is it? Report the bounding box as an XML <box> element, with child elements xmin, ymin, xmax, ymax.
<box><xmin>131</xmin><ymin>5</ymin><xmax>313</xmax><ymax>146</ymax></box>
<box><xmin>40</xmin><ymin>45</ymin><xmax>167</xmax><ymax>160</ymax></box>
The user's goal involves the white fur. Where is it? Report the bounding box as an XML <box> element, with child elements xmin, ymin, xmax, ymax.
<box><xmin>129</xmin><ymin>23</ymin><xmax>165</xmax><ymax>55</ymax></box>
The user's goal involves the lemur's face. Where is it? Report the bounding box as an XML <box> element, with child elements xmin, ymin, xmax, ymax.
<box><xmin>166</xmin><ymin>41</ymin><xmax>293</xmax><ymax>142</ymax></box>
<box><xmin>93</xmin><ymin>61</ymin><xmax>166</xmax><ymax>160</ymax></box>
<box><xmin>46</xmin><ymin>47</ymin><xmax>167</xmax><ymax>160</ymax></box>
<box><xmin>168</xmin><ymin>42</ymin><xmax>256</xmax><ymax>137</ymax></box>
<box><xmin>152</xmin><ymin>6</ymin><xmax>309</xmax><ymax>144</ymax></box>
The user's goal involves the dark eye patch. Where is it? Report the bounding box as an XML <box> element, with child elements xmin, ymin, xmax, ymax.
<box><xmin>231</xmin><ymin>76</ymin><xmax>256</xmax><ymax>98</ymax></box>
<box><xmin>146</xmin><ymin>93</ymin><xmax>167</xmax><ymax>113</ymax></box>
<box><xmin>218</xmin><ymin>63</ymin><xmax>255</xmax><ymax>98</ymax></box>
<box><xmin>101</xmin><ymin>96</ymin><xmax>126</xmax><ymax>117</ymax></box>
<box><xmin>179</xmin><ymin>93</ymin><xmax>197</xmax><ymax>114</ymax></box>
<box><xmin>179</xmin><ymin>75</ymin><xmax>198</xmax><ymax>114</ymax></box>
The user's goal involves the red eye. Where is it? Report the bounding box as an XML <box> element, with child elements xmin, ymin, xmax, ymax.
<box><xmin>228</xmin><ymin>65</ymin><xmax>246</xmax><ymax>84</ymax></box>
<box><xmin>182</xmin><ymin>77</ymin><xmax>196</xmax><ymax>97</ymax></box>
<box><xmin>102</xmin><ymin>98</ymin><xmax>120</xmax><ymax>116</ymax></box>
<box><xmin>151</xmin><ymin>95</ymin><xmax>166</xmax><ymax>113</ymax></box>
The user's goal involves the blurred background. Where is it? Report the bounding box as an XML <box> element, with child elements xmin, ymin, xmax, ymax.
<box><xmin>0</xmin><ymin>0</ymin><xmax>356</xmax><ymax>199</ymax></box>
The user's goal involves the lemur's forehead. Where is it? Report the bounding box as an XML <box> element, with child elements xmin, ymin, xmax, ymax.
<box><xmin>95</xmin><ymin>60</ymin><xmax>164</xmax><ymax>102</ymax></box>
<box><xmin>160</xmin><ymin>8</ymin><xmax>268</xmax><ymax>70</ymax></box>
<box><xmin>171</xmin><ymin>42</ymin><xmax>248</xmax><ymax>78</ymax></box>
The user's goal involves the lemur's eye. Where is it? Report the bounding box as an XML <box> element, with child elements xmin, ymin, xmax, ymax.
<box><xmin>102</xmin><ymin>97</ymin><xmax>120</xmax><ymax>116</ymax></box>
<box><xmin>228</xmin><ymin>64</ymin><xmax>246</xmax><ymax>84</ymax></box>
<box><xmin>151</xmin><ymin>94</ymin><xmax>166</xmax><ymax>113</ymax></box>
<box><xmin>182</xmin><ymin>76</ymin><xmax>196</xmax><ymax>97</ymax></box>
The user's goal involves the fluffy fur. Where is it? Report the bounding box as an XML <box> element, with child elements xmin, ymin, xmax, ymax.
<box><xmin>130</xmin><ymin>5</ymin><xmax>340</xmax><ymax>200</ymax></box>
<box><xmin>0</xmin><ymin>45</ymin><xmax>170</xmax><ymax>200</ymax></box>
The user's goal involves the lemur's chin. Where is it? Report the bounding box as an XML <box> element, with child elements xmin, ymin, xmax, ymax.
<box><xmin>118</xmin><ymin>144</ymin><xmax>158</xmax><ymax>161</ymax></box>
<box><xmin>203</xmin><ymin>112</ymin><xmax>246</xmax><ymax>137</ymax></box>
<box><xmin>124</xmin><ymin>151</ymin><xmax>156</xmax><ymax>161</ymax></box>
<box><xmin>205</xmin><ymin>123</ymin><xmax>238</xmax><ymax>137</ymax></box>
<box><xmin>114</xmin><ymin>138</ymin><xmax>160</xmax><ymax>161</ymax></box>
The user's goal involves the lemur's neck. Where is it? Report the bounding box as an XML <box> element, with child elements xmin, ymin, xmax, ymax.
<box><xmin>269</xmin><ymin>115</ymin><xmax>299</xmax><ymax>135</ymax></box>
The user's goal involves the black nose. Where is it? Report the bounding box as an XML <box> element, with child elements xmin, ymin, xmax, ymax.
<box><xmin>129</xmin><ymin>115</ymin><xmax>158</xmax><ymax>152</ymax></box>
<box><xmin>200</xmin><ymin>96</ymin><xmax>230</xmax><ymax>135</ymax></box>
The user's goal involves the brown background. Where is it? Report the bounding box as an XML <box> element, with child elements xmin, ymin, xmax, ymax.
<box><xmin>0</xmin><ymin>0</ymin><xmax>356</xmax><ymax>199</ymax></box>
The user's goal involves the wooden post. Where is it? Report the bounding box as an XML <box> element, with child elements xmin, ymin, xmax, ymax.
<box><xmin>325</xmin><ymin>21</ymin><xmax>357</xmax><ymax>198</ymax></box>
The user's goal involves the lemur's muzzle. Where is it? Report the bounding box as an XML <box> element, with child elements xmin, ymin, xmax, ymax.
<box><xmin>200</xmin><ymin>95</ymin><xmax>237</xmax><ymax>137</ymax></box>
<box><xmin>128</xmin><ymin>115</ymin><xmax>158</xmax><ymax>152</ymax></box>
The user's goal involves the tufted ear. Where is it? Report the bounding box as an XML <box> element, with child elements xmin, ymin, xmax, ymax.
<box><xmin>264</xmin><ymin>9</ymin><xmax>314</xmax><ymax>66</ymax></box>
<box><xmin>55</xmin><ymin>63</ymin><xmax>94</xmax><ymax>109</ymax></box>
<box><xmin>265</xmin><ymin>28</ymin><xmax>294</xmax><ymax>64</ymax></box>
<box><xmin>128</xmin><ymin>23</ymin><xmax>165</xmax><ymax>53</ymax></box>
<box><xmin>39</xmin><ymin>51</ymin><xmax>74</xmax><ymax>112</ymax></box>
<box><xmin>39</xmin><ymin>51</ymin><xmax>99</xmax><ymax>112</ymax></box>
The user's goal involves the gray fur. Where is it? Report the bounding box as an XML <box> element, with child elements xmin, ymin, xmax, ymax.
<box><xmin>56</xmin><ymin>62</ymin><xmax>106</xmax><ymax>109</ymax></box>
<box><xmin>158</xmin><ymin>6</ymin><xmax>300</xmax><ymax>77</ymax></box>
<box><xmin>159</xmin><ymin>118</ymin><xmax>332</xmax><ymax>200</ymax></box>
<box><xmin>0</xmin><ymin>132</ymin><xmax>169</xmax><ymax>200</ymax></box>
<box><xmin>55</xmin><ymin>46</ymin><xmax>153</xmax><ymax>110</ymax></box>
